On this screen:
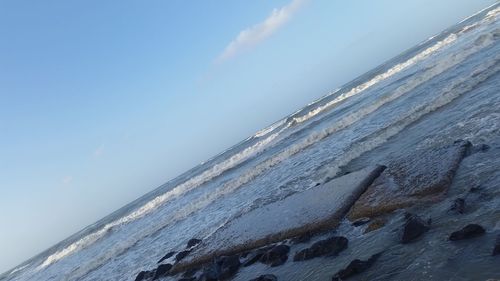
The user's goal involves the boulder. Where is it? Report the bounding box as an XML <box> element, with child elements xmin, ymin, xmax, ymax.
<box><xmin>197</xmin><ymin>255</ymin><xmax>241</xmax><ymax>281</ymax></box>
<box><xmin>176</xmin><ymin>250</ymin><xmax>191</xmax><ymax>263</ymax></box>
<box><xmin>153</xmin><ymin>263</ymin><xmax>173</xmax><ymax>280</ymax></box>
<box><xmin>492</xmin><ymin>234</ymin><xmax>500</xmax><ymax>256</ymax></box>
<box><xmin>260</xmin><ymin>245</ymin><xmax>290</xmax><ymax>267</ymax></box>
<box><xmin>215</xmin><ymin>255</ymin><xmax>241</xmax><ymax>279</ymax></box>
<box><xmin>401</xmin><ymin>213</ymin><xmax>430</xmax><ymax>243</ymax></box>
<box><xmin>449</xmin><ymin>224</ymin><xmax>486</xmax><ymax>241</ymax></box>
<box><xmin>249</xmin><ymin>274</ymin><xmax>278</xmax><ymax>281</ymax></box>
<box><xmin>186</xmin><ymin>239</ymin><xmax>202</xmax><ymax>249</ymax></box>
<box><xmin>293</xmin><ymin>236</ymin><xmax>348</xmax><ymax>261</ymax></box>
<box><xmin>158</xmin><ymin>251</ymin><xmax>176</xmax><ymax>264</ymax></box>
<box><xmin>242</xmin><ymin>245</ymin><xmax>274</xmax><ymax>267</ymax></box>
<box><xmin>348</xmin><ymin>141</ymin><xmax>471</xmax><ymax>220</ymax></box>
<box><xmin>135</xmin><ymin>270</ymin><xmax>152</xmax><ymax>281</ymax></box>
<box><xmin>198</xmin><ymin>266</ymin><xmax>218</xmax><ymax>281</ymax></box>
<box><xmin>331</xmin><ymin>253</ymin><xmax>381</xmax><ymax>281</ymax></box>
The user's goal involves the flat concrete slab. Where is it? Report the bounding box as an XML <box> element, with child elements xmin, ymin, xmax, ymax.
<box><xmin>348</xmin><ymin>140</ymin><xmax>471</xmax><ymax>220</ymax></box>
<box><xmin>173</xmin><ymin>165</ymin><xmax>385</xmax><ymax>272</ymax></box>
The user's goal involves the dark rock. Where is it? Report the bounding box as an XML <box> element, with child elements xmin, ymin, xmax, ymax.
<box><xmin>450</xmin><ymin>198</ymin><xmax>466</xmax><ymax>214</ymax></box>
<box><xmin>243</xmin><ymin>251</ymin><xmax>264</xmax><ymax>267</ymax></box>
<box><xmin>179</xmin><ymin>278</ymin><xmax>196</xmax><ymax>281</ymax></box>
<box><xmin>158</xmin><ymin>251</ymin><xmax>176</xmax><ymax>263</ymax></box>
<box><xmin>176</xmin><ymin>250</ymin><xmax>191</xmax><ymax>262</ymax></box>
<box><xmin>449</xmin><ymin>224</ymin><xmax>486</xmax><ymax>241</ymax></box>
<box><xmin>294</xmin><ymin>236</ymin><xmax>348</xmax><ymax>261</ymax></box>
<box><xmin>291</xmin><ymin>232</ymin><xmax>313</xmax><ymax>244</ymax></box>
<box><xmin>260</xmin><ymin>245</ymin><xmax>290</xmax><ymax>267</ymax></box>
<box><xmin>492</xmin><ymin>234</ymin><xmax>500</xmax><ymax>256</ymax></box>
<box><xmin>242</xmin><ymin>245</ymin><xmax>275</xmax><ymax>267</ymax></box>
<box><xmin>198</xmin><ymin>266</ymin><xmax>218</xmax><ymax>281</ymax></box>
<box><xmin>401</xmin><ymin>213</ymin><xmax>430</xmax><ymax>243</ymax></box>
<box><xmin>153</xmin><ymin>263</ymin><xmax>173</xmax><ymax>280</ymax></box>
<box><xmin>135</xmin><ymin>271</ymin><xmax>152</xmax><ymax>281</ymax></box>
<box><xmin>249</xmin><ymin>274</ymin><xmax>278</xmax><ymax>281</ymax></box>
<box><xmin>472</xmin><ymin>143</ymin><xmax>490</xmax><ymax>154</ymax></box>
<box><xmin>331</xmin><ymin>253</ymin><xmax>381</xmax><ymax>281</ymax></box>
<box><xmin>215</xmin><ymin>255</ymin><xmax>241</xmax><ymax>279</ymax></box>
<box><xmin>186</xmin><ymin>238</ymin><xmax>202</xmax><ymax>248</ymax></box>
<box><xmin>352</xmin><ymin>217</ymin><xmax>371</xmax><ymax>227</ymax></box>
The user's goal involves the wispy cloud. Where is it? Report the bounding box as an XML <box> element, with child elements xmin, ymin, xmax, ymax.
<box><xmin>215</xmin><ymin>0</ymin><xmax>307</xmax><ymax>63</ymax></box>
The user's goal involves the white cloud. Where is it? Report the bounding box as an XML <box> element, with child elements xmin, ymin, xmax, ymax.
<box><xmin>215</xmin><ymin>0</ymin><xmax>306</xmax><ymax>63</ymax></box>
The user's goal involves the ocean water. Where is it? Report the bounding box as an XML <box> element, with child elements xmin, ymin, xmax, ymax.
<box><xmin>2</xmin><ymin>4</ymin><xmax>500</xmax><ymax>281</ymax></box>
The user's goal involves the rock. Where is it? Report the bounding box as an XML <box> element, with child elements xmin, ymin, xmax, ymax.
<box><xmin>176</xmin><ymin>250</ymin><xmax>191</xmax><ymax>262</ymax></box>
<box><xmin>364</xmin><ymin>218</ymin><xmax>386</xmax><ymax>234</ymax></box>
<box><xmin>249</xmin><ymin>274</ymin><xmax>278</xmax><ymax>281</ymax></box>
<box><xmin>197</xmin><ymin>255</ymin><xmax>241</xmax><ymax>281</ymax></box>
<box><xmin>291</xmin><ymin>232</ymin><xmax>313</xmax><ymax>244</ymax></box>
<box><xmin>331</xmin><ymin>253</ymin><xmax>381</xmax><ymax>281</ymax></box>
<box><xmin>135</xmin><ymin>271</ymin><xmax>152</xmax><ymax>281</ymax></box>
<box><xmin>401</xmin><ymin>213</ymin><xmax>430</xmax><ymax>243</ymax></box>
<box><xmin>449</xmin><ymin>224</ymin><xmax>486</xmax><ymax>241</ymax></box>
<box><xmin>348</xmin><ymin>141</ymin><xmax>471</xmax><ymax>220</ymax></box>
<box><xmin>179</xmin><ymin>278</ymin><xmax>196</xmax><ymax>281</ymax></box>
<box><xmin>186</xmin><ymin>238</ymin><xmax>202</xmax><ymax>248</ymax></box>
<box><xmin>242</xmin><ymin>245</ymin><xmax>274</xmax><ymax>267</ymax></box>
<box><xmin>243</xmin><ymin>251</ymin><xmax>264</xmax><ymax>267</ymax></box>
<box><xmin>492</xmin><ymin>234</ymin><xmax>500</xmax><ymax>256</ymax></box>
<box><xmin>352</xmin><ymin>217</ymin><xmax>371</xmax><ymax>227</ymax></box>
<box><xmin>294</xmin><ymin>236</ymin><xmax>348</xmax><ymax>261</ymax></box>
<box><xmin>260</xmin><ymin>245</ymin><xmax>290</xmax><ymax>267</ymax></box>
<box><xmin>215</xmin><ymin>255</ymin><xmax>241</xmax><ymax>279</ymax></box>
<box><xmin>471</xmin><ymin>143</ymin><xmax>490</xmax><ymax>154</ymax></box>
<box><xmin>153</xmin><ymin>263</ymin><xmax>173</xmax><ymax>280</ymax></box>
<box><xmin>449</xmin><ymin>198</ymin><xmax>466</xmax><ymax>214</ymax></box>
<box><xmin>158</xmin><ymin>251</ymin><xmax>176</xmax><ymax>263</ymax></box>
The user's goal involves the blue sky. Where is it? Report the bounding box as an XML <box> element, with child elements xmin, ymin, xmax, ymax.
<box><xmin>0</xmin><ymin>0</ymin><xmax>495</xmax><ymax>273</ymax></box>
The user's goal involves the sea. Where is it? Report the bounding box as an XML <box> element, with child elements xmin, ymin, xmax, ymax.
<box><xmin>2</xmin><ymin>3</ymin><xmax>499</xmax><ymax>281</ymax></box>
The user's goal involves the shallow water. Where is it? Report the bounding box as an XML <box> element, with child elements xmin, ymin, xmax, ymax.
<box><xmin>2</xmin><ymin>4</ymin><xmax>500</xmax><ymax>281</ymax></box>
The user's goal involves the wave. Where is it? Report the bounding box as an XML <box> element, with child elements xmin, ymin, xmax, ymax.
<box><xmin>37</xmin><ymin>126</ymin><xmax>284</xmax><ymax>270</ymax></box>
<box><xmin>36</xmin><ymin>11</ymin><xmax>498</xmax><ymax>273</ymax></box>
<box><xmin>324</xmin><ymin>55</ymin><xmax>500</xmax><ymax>176</ymax></box>
<box><xmin>286</xmin><ymin>33</ymin><xmax>458</xmax><ymax>126</ymax></box>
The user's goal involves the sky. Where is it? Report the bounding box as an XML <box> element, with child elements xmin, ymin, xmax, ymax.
<box><xmin>0</xmin><ymin>0</ymin><xmax>496</xmax><ymax>273</ymax></box>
